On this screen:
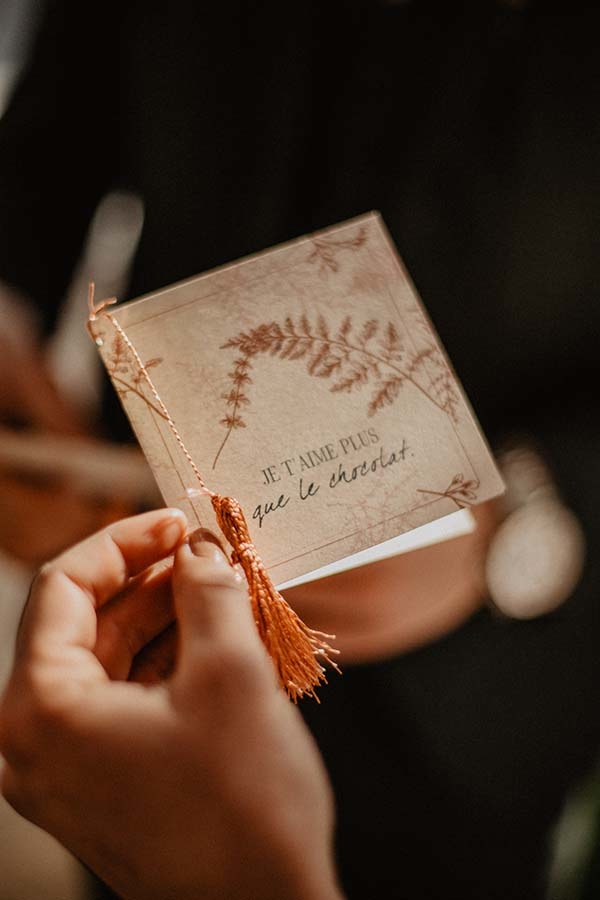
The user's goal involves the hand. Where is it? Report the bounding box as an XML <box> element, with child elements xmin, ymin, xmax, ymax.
<box><xmin>0</xmin><ymin>286</ymin><xmax>82</xmax><ymax>434</ymax></box>
<box><xmin>0</xmin><ymin>283</ymin><xmax>104</xmax><ymax>563</ymax></box>
<box><xmin>0</xmin><ymin>509</ymin><xmax>342</xmax><ymax>900</ymax></box>
<box><xmin>0</xmin><ymin>460</ymin><xmax>134</xmax><ymax>566</ymax></box>
<box><xmin>0</xmin><ymin>429</ymin><xmax>158</xmax><ymax>566</ymax></box>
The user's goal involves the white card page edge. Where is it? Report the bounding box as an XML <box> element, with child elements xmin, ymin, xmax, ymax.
<box><xmin>277</xmin><ymin>507</ymin><xmax>475</xmax><ymax>590</ymax></box>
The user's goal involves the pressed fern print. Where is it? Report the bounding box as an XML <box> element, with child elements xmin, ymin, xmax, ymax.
<box><xmin>213</xmin><ymin>313</ymin><xmax>459</xmax><ymax>468</ymax></box>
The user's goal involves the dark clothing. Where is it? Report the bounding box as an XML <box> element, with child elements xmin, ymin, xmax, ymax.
<box><xmin>1</xmin><ymin>2</ymin><xmax>599</xmax><ymax>896</ymax></box>
<box><xmin>2</xmin><ymin>1</ymin><xmax>599</xmax><ymax>443</ymax></box>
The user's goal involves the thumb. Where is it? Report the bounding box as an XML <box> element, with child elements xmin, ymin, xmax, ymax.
<box><xmin>172</xmin><ymin>529</ymin><xmax>261</xmax><ymax>655</ymax></box>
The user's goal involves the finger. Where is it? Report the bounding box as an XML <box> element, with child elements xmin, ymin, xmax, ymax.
<box><xmin>172</xmin><ymin>529</ymin><xmax>259</xmax><ymax>649</ymax></box>
<box><xmin>20</xmin><ymin>350</ymin><xmax>85</xmax><ymax>434</ymax></box>
<box><xmin>0</xmin><ymin>338</ymin><xmax>83</xmax><ymax>434</ymax></box>
<box><xmin>94</xmin><ymin>560</ymin><xmax>175</xmax><ymax>680</ymax></box>
<box><xmin>129</xmin><ymin>623</ymin><xmax>178</xmax><ymax>685</ymax></box>
<box><xmin>18</xmin><ymin>508</ymin><xmax>187</xmax><ymax>658</ymax></box>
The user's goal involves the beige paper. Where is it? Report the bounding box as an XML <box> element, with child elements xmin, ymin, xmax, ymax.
<box><xmin>93</xmin><ymin>212</ymin><xmax>504</xmax><ymax>586</ymax></box>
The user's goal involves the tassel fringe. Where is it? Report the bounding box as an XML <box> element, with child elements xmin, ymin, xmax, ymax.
<box><xmin>211</xmin><ymin>493</ymin><xmax>340</xmax><ymax>701</ymax></box>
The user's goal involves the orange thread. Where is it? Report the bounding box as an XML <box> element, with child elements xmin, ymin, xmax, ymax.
<box><xmin>87</xmin><ymin>283</ymin><xmax>340</xmax><ymax>701</ymax></box>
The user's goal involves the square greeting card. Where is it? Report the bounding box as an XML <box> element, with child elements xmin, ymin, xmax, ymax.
<box><xmin>92</xmin><ymin>212</ymin><xmax>504</xmax><ymax>588</ymax></box>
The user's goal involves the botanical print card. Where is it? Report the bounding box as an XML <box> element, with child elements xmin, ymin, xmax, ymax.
<box><xmin>93</xmin><ymin>212</ymin><xmax>504</xmax><ymax>588</ymax></box>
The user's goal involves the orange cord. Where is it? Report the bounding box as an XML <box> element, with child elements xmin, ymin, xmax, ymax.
<box><xmin>87</xmin><ymin>283</ymin><xmax>340</xmax><ymax>701</ymax></box>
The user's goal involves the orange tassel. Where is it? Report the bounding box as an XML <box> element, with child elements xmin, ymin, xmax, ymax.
<box><xmin>87</xmin><ymin>283</ymin><xmax>340</xmax><ymax>701</ymax></box>
<box><xmin>211</xmin><ymin>493</ymin><xmax>340</xmax><ymax>701</ymax></box>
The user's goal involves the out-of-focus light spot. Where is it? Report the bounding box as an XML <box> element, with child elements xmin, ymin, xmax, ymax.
<box><xmin>485</xmin><ymin>442</ymin><xmax>586</xmax><ymax>619</ymax></box>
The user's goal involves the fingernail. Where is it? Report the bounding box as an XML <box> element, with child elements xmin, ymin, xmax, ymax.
<box><xmin>156</xmin><ymin>509</ymin><xmax>188</xmax><ymax>544</ymax></box>
<box><xmin>188</xmin><ymin>528</ymin><xmax>228</xmax><ymax>561</ymax></box>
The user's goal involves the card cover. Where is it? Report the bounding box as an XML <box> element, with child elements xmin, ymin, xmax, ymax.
<box><xmin>93</xmin><ymin>212</ymin><xmax>504</xmax><ymax>587</ymax></box>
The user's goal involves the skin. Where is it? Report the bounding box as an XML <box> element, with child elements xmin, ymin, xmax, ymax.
<box><xmin>0</xmin><ymin>284</ymin><xmax>116</xmax><ymax>564</ymax></box>
<box><xmin>0</xmin><ymin>509</ymin><xmax>343</xmax><ymax>900</ymax></box>
<box><xmin>0</xmin><ymin>465</ymin><xmax>132</xmax><ymax>565</ymax></box>
<box><xmin>285</xmin><ymin>500</ymin><xmax>499</xmax><ymax>664</ymax></box>
<box><xmin>0</xmin><ymin>285</ymin><xmax>82</xmax><ymax>434</ymax></box>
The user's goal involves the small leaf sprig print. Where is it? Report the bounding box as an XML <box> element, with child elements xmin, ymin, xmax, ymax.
<box><xmin>404</xmin><ymin>302</ymin><xmax>461</xmax><ymax>425</ymax></box>
<box><xmin>307</xmin><ymin>226</ymin><xmax>367</xmax><ymax>273</ymax></box>
<box><xmin>417</xmin><ymin>473</ymin><xmax>480</xmax><ymax>509</ymax></box>
<box><xmin>211</xmin><ymin>353</ymin><xmax>252</xmax><ymax>467</ymax></box>
<box><xmin>213</xmin><ymin>313</ymin><xmax>460</xmax><ymax>467</ymax></box>
<box><xmin>105</xmin><ymin>332</ymin><xmax>167</xmax><ymax>420</ymax></box>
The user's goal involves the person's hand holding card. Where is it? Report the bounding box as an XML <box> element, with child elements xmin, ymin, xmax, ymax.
<box><xmin>0</xmin><ymin>509</ymin><xmax>343</xmax><ymax>900</ymax></box>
